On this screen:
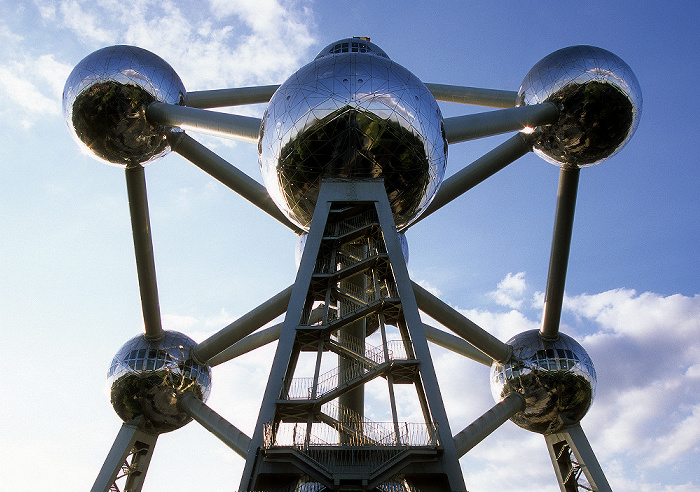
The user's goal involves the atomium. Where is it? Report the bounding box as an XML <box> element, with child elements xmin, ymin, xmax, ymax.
<box><xmin>259</xmin><ymin>38</ymin><xmax>447</xmax><ymax>231</ymax></box>
<box><xmin>62</xmin><ymin>45</ymin><xmax>186</xmax><ymax>166</ymax></box>
<box><xmin>108</xmin><ymin>330</ymin><xmax>212</xmax><ymax>434</ymax></box>
<box><xmin>518</xmin><ymin>45</ymin><xmax>642</xmax><ymax>167</ymax></box>
<box><xmin>66</xmin><ymin>37</ymin><xmax>642</xmax><ymax>492</ymax></box>
<box><xmin>490</xmin><ymin>330</ymin><xmax>596</xmax><ymax>434</ymax></box>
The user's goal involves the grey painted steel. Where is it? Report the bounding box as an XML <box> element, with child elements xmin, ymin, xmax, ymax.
<box><xmin>423</xmin><ymin>323</ymin><xmax>492</xmax><ymax>366</ymax></box>
<box><xmin>412</xmin><ymin>281</ymin><xmax>511</xmax><ymax>362</ymax></box>
<box><xmin>208</xmin><ymin>322</ymin><xmax>282</xmax><ymax>366</ymax></box>
<box><xmin>185</xmin><ymin>85</ymin><xmax>280</xmax><ymax>109</ymax></box>
<box><xmin>91</xmin><ymin>419</ymin><xmax>157</xmax><ymax>492</ymax></box>
<box><xmin>540</xmin><ymin>166</ymin><xmax>581</xmax><ymax>340</ymax></box>
<box><xmin>239</xmin><ymin>180</ymin><xmax>332</xmax><ymax>490</ymax></box>
<box><xmin>170</xmin><ymin>133</ymin><xmax>303</xmax><ymax>233</ymax></box>
<box><xmin>147</xmin><ymin>102</ymin><xmax>261</xmax><ymax>142</ymax></box>
<box><xmin>194</xmin><ymin>285</ymin><xmax>293</xmax><ymax>364</ymax></box>
<box><xmin>125</xmin><ymin>165</ymin><xmax>163</xmax><ymax>340</ymax></box>
<box><xmin>443</xmin><ymin>102</ymin><xmax>559</xmax><ymax>144</ymax></box>
<box><xmin>240</xmin><ymin>180</ymin><xmax>467</xmax><ymax>491</ymax></box>
<box><xmin>424</xmin><ymin>83</ymin><xmax>518</xmax><ymax>108</ymax></box>
<box><xmin>453</xmin><ymin>393</ymin><xmax>525</xmax><ymax>457</ymax></box>
<box><xmin>545</xmin><ymin>423</ymin><xmax>612</xmax><ymax>492</ymax></box>
<box><xmin>177</xmin><ymin>392</ymin><xmax>251</xmax><ymax>458</ymax></box>
<box><xmin>409</xmin><ymin>133</ymin><xmax>532</xmax><ymax>228</ymax></box>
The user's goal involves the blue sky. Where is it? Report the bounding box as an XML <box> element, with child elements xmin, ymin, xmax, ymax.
<box><xmin>1</xmin><ymin>1</ymin><xmax>698</xmax><ymax>491</ymax></box>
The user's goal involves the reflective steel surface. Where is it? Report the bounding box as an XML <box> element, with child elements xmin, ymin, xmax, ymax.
<box><xmin>490</xmin><ymin>330</ymin><xmax>596</xmax><ymax>434</ymax></box>
<box><xmin>518</xmin><ymin>45</ymin><xmax>642</xmax><ymax>167</ymax></box>
<box><xmin>259</xmin><ymin>38</ymin><xmax>447</xmax><ymax>231</ymax></box>
<box><xmin>108</xmin><ymin>330</ymin><xmax>212</xmax><ymax>434</ymax></box>
<box><xmin>63</xmin><ymin>45</ymin><xmax>186</xmax><ymax>166</ymax></box>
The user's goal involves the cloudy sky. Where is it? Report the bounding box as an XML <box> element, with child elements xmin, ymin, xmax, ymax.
<box><xmin>1</xmin><ymin>1</ymin><xmax>698</xmax><ymax>491</ymax></box>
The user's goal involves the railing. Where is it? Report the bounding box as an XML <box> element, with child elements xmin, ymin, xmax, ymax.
<box><xmin>264</xmin><ymin>421</ymin><xmax>439</xmax><ymax>449</ymax></box>
<box><xmin>324</xmin><ymin>209</ymin><xmax>378</xmax><ymax>238</ymax></box>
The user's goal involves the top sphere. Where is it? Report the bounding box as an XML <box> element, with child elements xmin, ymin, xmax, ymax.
<box><xmin>518</xmin><ymin>45</ymin><xmax>642</xmax><ymax>167</ymax></box>
<box><xmin>63</xmin><ymin>45</ymin><xmax>186</xmax><ymax>166</ymax></box>
<box><xmin>259</xmin><ymin>38</ymin><xmax>447</xmax><ymax>231</ymax></box>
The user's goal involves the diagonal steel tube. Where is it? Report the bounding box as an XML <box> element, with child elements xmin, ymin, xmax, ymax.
<box><xmin>540</xmin><ymin>166</ymin><xmax>581</xmax><ymax>340</ymax></box>
<box><xmin>147</xmin><ymin>103</ymin><xmax>261</xmax><ymax>142</ymax></box>
<box><xmin>412</xmin><ymin>281</ymin><xmax>511</xmax><ymax>362</ymax></box>
<box><xmin>208</xmin><ymin>322</ymin><xmax>282</xmax><ymax>366</ymax></box>
<box><xmin>453</xmin><ymin>393</ymin><xmax>525</xmax><ymax>457</ymax></box>
<box><xmin>185</xmin><ymin>85</ymin><xmax>280</xmax><ymax>109</ymax></box>
<box><xmin>169</xmin><ymin>133</ymin><xmax>303</xmax><ymax>233</ymax></box>
<box><xmin>407</xmin><ymin>133</ymin><xmax>533</xmax><ymax>228</ymax></box>
<box><xmin>443</xmin><ymin>102</ymin><xmax>559</xmax><ymax>144</ymax></box>
<box><xmin>125</xmin><ymin>165</ymin><xmax>163</xmax><ymax>340</ymax></box>
<box><xmin>177</xmin><ymin>392</ymin><xmax>251</xmax><ymax>459</ymax></box>
<box><xmin>193</xmin><ymin>285</ymin><xmax>293</xmax><ymax>364</ymax></box>
<box><xmin>423</xmin><ymin>323</ymin><xmax>492</xmax><ymax>366</ymax></box>
<box><xmin>424</xmin><ymin>83</ymin><xmax>518</xmax><ymax>108</ymax></box>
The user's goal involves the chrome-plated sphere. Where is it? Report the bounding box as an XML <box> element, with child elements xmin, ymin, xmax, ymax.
<box><xmin>108</xmin><ymin>330</ymin><xmax>211</xmax><ymax>434</ymax></box>
<box><xmin>259</xmin><ymin>38</ymin><xmax>447</xmax><ymax>231</ymax></box>
<box><xmin>518</xmin><ymin>45</ymin><xmax>642</xmax><ymax>167</ymax></box>
<box><xmin>63</xmin><ymin>45</ymin><xmax>186</xmax><ymax>166</ymax></box>
<box><xmin>490</xmin><ymin>330</ymin><xmax>596</xmax><ymax>434</ymax></box>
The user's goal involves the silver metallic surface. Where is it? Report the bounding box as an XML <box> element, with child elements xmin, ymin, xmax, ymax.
<box><xmin>108</xmin><ymin>330</ymin><xmax>212</xmax><ymax>434</ymax></box>
<box><xmin>63</xmin><ymin>45</ymin><xmax>185</xmax><ymax>166</ymax></box>
<box><xmin>259</xmin><ymin>38</ymin><xmax>447</xmax><ymax>231</ymax></box>
<box><xmin>490</xmin><ymin>330</ymin><xmax>596</xmax><ymax>434</ymax></box>
<box><xmin>518</xmin><ymin>45</ymin><xmax>642</xmax><ymax>167</ymax></box>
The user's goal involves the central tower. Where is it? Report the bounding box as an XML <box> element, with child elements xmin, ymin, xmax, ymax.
<box><xmin>241</xmin><ymin>181</ymin><xmax>464</xmax><ymax>491</ymax></box>
<box><xmin>242</xmin><ymin>38</ymin><xmax>463</xmax><ymax>491</ymax></box>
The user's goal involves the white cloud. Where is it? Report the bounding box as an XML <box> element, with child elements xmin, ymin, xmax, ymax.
<box><xmin>488</xmin><ymin>271</ymin><xmax>527</xmax><ymax>308</ymax></box>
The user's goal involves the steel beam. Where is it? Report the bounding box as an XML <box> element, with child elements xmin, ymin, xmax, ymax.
<box><xmin>412</xmin><ymin>281</ymin><xmax>511</xmax><ymax>362</ymax></box>
<box><xmin>424</xmin><ymin>83</ymin><xmax>518</xmax><ymax>108</ymax></box>
<box><xmin>185</xmin><ymin>85</ymin><xmax>280</xmax><ymax>109</ymax></box>
<box><xmin>169</xmin><ymin>133</ymin><xmax>303</xmax><ymax>233</ymax></box>
<box><xmin>540</xmin><ymin>166</ymin><xmax>580</xmax><ymax>340</ymax></box>
<box><xmin>193</xmin><ymin>285</ymin><xmax>293</xmax><ymax>364</ymax></box>
<box><xmin>178</xmin><ymin>392</ymin><xmax>251</xmax><ymax>459</ymax></box>
<box><xmin>453</xmin><ymin>393</ymin><xmax>525</xmax><ymax>457</ymax></box>
<box><xmin>124</xmin><ymin>165</ymin><xmax>163</xmax><ymax>340</ymax></box>
<box><xmin>408</xmin><ymin>133</ymin><xmax>533</xmax><ymax>228</ymax></box>
<box><xmin>443</xmin><ymin>102</ymin><xmax>558</xmax><ymax>144</ymax></box>
<box><xmin>423</xmin><ymin>323</ymin><xmax>492</xmax><ymax>366</ymax></box>
<box><xmin>147</xmin><ymin>103</ymin><xmax>260</xmax><ymax>142</ymax></box>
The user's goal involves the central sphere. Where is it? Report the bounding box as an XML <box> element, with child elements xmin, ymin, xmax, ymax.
<box><xmin>259</xmin><ymin>38</ymin><xmax>447</xmax><ymax>231</ymax></box>
<box><xmin>490</xmin><ymin>330</ymin><xmax>596</xmax><ymax>434</ymax></box>
<box><xmin>108</xmin><ymin>330</ymin><xmax>212</xmax><ymax>434</ymax></box>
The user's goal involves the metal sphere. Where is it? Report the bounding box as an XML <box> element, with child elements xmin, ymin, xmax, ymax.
<box><xmin>63</xmin><ymin>45</ymin><xmax>186</xmax><ymax>166</ymax></box>
<box><xmin>259</xmin><ymin>38</ymin><xmax>447</xmax><ymax>231</ymax></box>
<box><xmin>108</xmin><ymin>330</ymin><xmax>211</xmax><ymax>434</ymax></box>
<box><xmin>490</xmin><ymin>330</ymin><xmax>596</xmax><ymax>434</ymax></box>
<box><xmin>518</xmin><ymin>45</ymin><xmax>642</xmax><ymax>167</ymax></box>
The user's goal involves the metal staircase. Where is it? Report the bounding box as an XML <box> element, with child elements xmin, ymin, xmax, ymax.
<box><xmin>240</xmin><ymin>180</ymin><xmax>465</xmax><ymax>492</ymax></box>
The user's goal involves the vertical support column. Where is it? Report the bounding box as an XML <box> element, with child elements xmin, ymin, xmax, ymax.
<box><xmin>545</xmin><ymin>423</ymin><xmax>612</xmax><ymax>492</ymax></box>
<box><xmin>124</xmin><ymin>164</ymin><xmax>163</xmax><ymax>340</ymax></box>
<box><xmin>91</xmin><ymin>420</ymin><xmax>158</xmax><ymax>492</ymax></box>
<box><xmin>540</xmin><ymin>166</ymin><xmax>580</xmax><ymax>340</ymax></box>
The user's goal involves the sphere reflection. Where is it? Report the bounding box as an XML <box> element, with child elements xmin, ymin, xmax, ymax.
<box><xmin>259</xmin><ymin>38</ymin><xmax>447</xmax><ymax>231</ymax></box>
<box><xmin>108</xmin><ymin>330</ymin><xmax>211</xmax><ymax>434</ymax></box>
<box><xmin>63</xmin><ymin>45</ymin><xmax>186</xmax><ymax>166</ymax></box>
<box><xmin>490</xmin><ymin>330</ymin><xmax>596</xmax><ymax>434</ymax></box>
<box><xmin>518</xmin><ymin>45</ymin><xmax>642</xmax><ymax>167</ymax></box>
